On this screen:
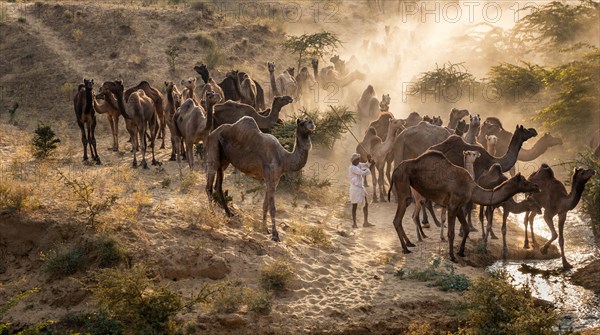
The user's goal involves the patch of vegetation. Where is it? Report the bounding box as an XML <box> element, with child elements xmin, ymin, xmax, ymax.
<box><xmin>573</xmin><ymin>150</ymin><xmax>600</xmax><ymax>242</ymax></box>
<box><xmin>459</xmin><ymin>274</ymin><xmax>559</xmax><ymax>335</ymax></box>
<box><xmin>205</xmin><ymin>45</ymin><xmax>225</xmax><ymax>68</ymax></box>
<box><xmin>42</xmin><ymin>244</ymin><xmax>86</xmax><ymax>278</ymax></box>
<box><xmin>395</xmin><ymin>257</ymin><xmax>470</xmax><ymax>292</ymax></box>
<box><xmin>195</xmin><ymin>32</ymin><xmax>215</xmax><ymax>49</ymax></box>
<box><xmin>260</xmin><ymin>258</ymin><xmax>296</xmax><ymax>292</ymax></box>
<box><xmin>409</xmin><ymin>62</ymin><xmax>478</xmax><ymax>97</ymax></box>
<box><xmin>32</xmin><ymin>124</ymin><xmax>60</xmax><ymax>159</ymax></box>
<box><xmin>180</xmin><ymin>172</ymin><xmax>198</xmax><ymax>193</ymax></box>
<box><xmin>93</xmin><ymin>234</ymin><xmax>125</xmax><ymax>268</ymax></box>
<box><xmin>211</xmin><ymin>282</ymin><xmax>245</xmax><ymax>313</ymax></box>
<box><xmin>486</xmin><ymin>62</ymin><xmax>549</xmax><ymax>103</ymax></box>
<box><xmin>165</xmin><ymin>45</ymin><xmax>180</xmax><ymax>72</ymax></box>
<box><xmin>289</xmin><ymin>222</ymin><xmax>332</xmax><ymax>249</ymax></box>
<box><xmin>87</xmin><ymin>264</ymin><xmax>182</xmax><ymax>335</ymax></box>
<box><xmin>0</xmin><ymin>288</ymin><xmax>40</xmax><ymax>318</ymax></box>
<box><xmin>0</xmin><ymin>179</ymin><xmax>31</xmax><ymax>214</ymax></box>
<box><xmin>243</xmin><ymin>288</ymin><xmax>273</xmax><ymax>315</ymax></box>
<box><xmin>57</xmin><ymin>169</ymin><xmax>118</xmax><ymax>228</ymax></box>
<box><xmin>283</xmin><ymin>31</ymin><xmax>342</xmax><ymax>70</ymax></box>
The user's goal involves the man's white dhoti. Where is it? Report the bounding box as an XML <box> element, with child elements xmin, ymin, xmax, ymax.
<box><xmin>349</xmin><ymin>184</ymin><xmax>367</xmax><ymax>205</ymax></box>
<box><xmin>349</xmin><ymin>162</ymin><xmax>371</xmax><ymax>205</ymax></box>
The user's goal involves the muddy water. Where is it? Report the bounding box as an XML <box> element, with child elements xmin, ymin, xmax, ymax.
<box><xmin>488</xmin><ymin>210</ymin><xmax>600</xmax><ymax>331</ymax></box>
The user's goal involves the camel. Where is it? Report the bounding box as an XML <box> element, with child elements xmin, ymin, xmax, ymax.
<box><xmin>497</xmin><ymin>196</ymin><xmax>543</xmax><ymax>259</ymax></box>
<box><xmin>74</xmin><ymin>78</ymin><xmax>100</xmax><ymax>163</ymax></box>
<box><xmin>356</xmin><ymin>127</ymin><xmax>379</xmax><ymax>188</ymax></box>
<box><xmin>524</xmin><ymin>164</ymin><xmax>596</xmax><ymax>269</ymax></box>
<box><xmin>212</xmin><ymin>96</ymin><xmax>293</xmax><ymax>132</ymax></box>
<box><xmin>366</xmin><ymin>119</ymin><xmax>406</xmax><ymax>202</ymax></box>
<box><xmin>330</xmin><ymin>55</ymin><xmax>347</xmax><ymax>75</ymax></box>
<box><xmin>454</xmin><ymin>120</ymin><xmax>468</xmax><ymax>136</ymax></box>
<box><xmin>404</xmin><ymin>112</ymin><xmax>424</xmax><ymax>127</ymax></box>
<box><xmin>205</xmin><ymin>117</ymin><xmax>315</xmax><ymax>241</ymax></box>
<box><xmin>164</xmin><ymin>81</ymin><xmax>183</xmax><ymax>161</ymax></box>
<box><xmin>486</xmin><ymin>135</ymin><xmax>498</xmax><ymax>156</ymax></box>
<box><xmin>464</xmin><ymin>150</ymin><xmax>480</xmax><ymax>179</ymax></box>
<box><xmin>388</xmin><ymin>150</ymin><xmax>540</xmax><ymax>261</ymax></box>
<box><xmin>447</xmin><ymin>108</ymin><xmax>470</xmax><ymax>130</ymax></box>
<box><xmin>477</xmin><ymin>117</ymin><xmax>512</xmax><ymax>154</ymax></box>
<box><xmin>476</xmin><ymin>163</ymin><xmax>506</xmax><ymax>241</ymax></box>
<box><xmin>101</xmin><ymin>80</ymin><xmax>158</xmax><ymax>169</ymax></box>
<box><xmin>194</xmin><ymin>64</ymin><xmax>225</xmax><ymax>107</ymax></box>
<box><xmin>311</xmin><ymin>58</ymin><xmax>319</xmax><ymax>82</ymax></box>
<box><xmin>464</xmin><ymin>114</ymin><xmax>480</xmax><ymax>144</ymax></box>
<box><xmin>93</xmin><ymin>88</ymin><xmax>120</xmax><ymax>152</ymax></box>
<box><xmin>216</xmin><ymin>70</ymin><xmax>265</xmax><ymax>110</ymax></box>
<box><xmin>174</xmin><ymin>91</ymin><xmax>221</xmax><ymax>169</ymax></box>
<box><xmin>268</xmin><ymin>62</ymin><xmax>298</xmax><ymax>98</ymax></box>
<box><xmin>181</xmin><ymin>78</ymin><xmax>201</xmax><ymax>106</ymax></box>
<box><xmin>357</xmin><ymin>85</ymin><xmax>380</xmax><ymax>123</ymax></box>
<box><xmin>124</xmin><ymin>81</ymin><xmax>165</xmax><ymax>149</ymax></box>
<box><xmin>225</xmin><ymin>70</ymin><xmax>258</xmax><ymax>109</ymax></box>
<box><xmin>517</xmin><ymin>133</ymin><xmax>563</xmax><ymax>161</ymax></box>
<box><xmin>315</xmin><ymin>63</ymin><xmax>366</xmax><ymax>89</ymax></box>
<box><xmin>429</xmin><ymin>126</ymin><xmax>538</xmax><ymax>180</ymax></box>
<box><xmin>295</xmin><ymin>66</ymin><xmax>316</xmax><ymax>106</ymax></box>
<box><xmin>267</xmin><ymin>62</ymin><xmax>279</xmax><ymax>97</ymax></box>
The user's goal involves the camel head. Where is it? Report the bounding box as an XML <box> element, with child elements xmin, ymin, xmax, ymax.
<box><xmin>164</xmin><ymin>81</ymin><xmax>176</xmax><ymax>92</ymax></box>
<box><xmin>455</xmin><ymin>119</ymin><xmax>468</xmax><ymax>135</ymax></box>
<box><xmin>478</xmin><ymin>163</ymin><xmax>506</xmax><ymax>184</ymax></box>
<box><xmin>514</xmin><ymin>125</ymin><xmax>538</xmax><ymax>142</ymax></box>
<box><xmin>381</xmin><ymin>93</ymin><xmax>391</xmax><ymax>107</ymax></box>
<box><xmin>193</xmin><ymin>64</ymin><xmax>210</xmax><ymax>83</ymax></box>
<box><xmin>469</xmin><ymin>114</ymin><xmax>481</xmax><ymax>127</ymax></box>
<box><xmin>181</xmin><ymin>78</ymin><xmax>196</xmax><ymax>90</ymax></box>
<box><xmin>83</xmin><ymin>78</ymin><xmax>94</xmax><ymax>91</ymax></box>
<box><xmin>389</xmin><ymin>118</ymin><xmax>406</xmax><ymax>133</ymax></box>
<box><xmin>226</xmin><ymin>70</ymin><xmax>239</xmax><ymax>80</ymax></box>
<box><xmin>267</xmin><ymin>62</ymin><xmax>275</xmax><ymax>73</ymax></box>
<box><xmin>450</xmin><ymin>108</ymin><xmax>469</xmax><ymax>121</ymax></box>
<box><xmin>330</xmin><ymin>55</ymin><xmax>343</xmax><ymax>65</ymax></box>
<box><xmin>205</xmin><ymin>91</ymin><xmax>222</xmax><ymax>105</ymax></box>
<box><xmin>101</xmin><ymin>80</ymin><xmax>124</xmax><ymax>95</ymax></box>
<box><xmin>573</xmin><ymin>167</ymin><xmax>596</xmax><ymax>184</ymax></box>
<box><xmin>286</xmin><ymin>67</ymin><xmax>295</xmax><ymax>77</ymax></box>
<box><xmin>432</xmin><ymin>116</ymin><xmax>443</xmax><ymax>126</ymax></box>
<box><xmin>504</xmin><ymin>173</ymin><xmax>540</xmax><ymax>194</ymax></box>
<box><xmin>297</xmin><ymin>118</ymin><xmax>315</xmax><ymax>135</ymax></box>
<box><xmin>463</xmin><ymin>150</ymin><xmax>481</xmax><ymax>164</ymax></box>
<box><xmin>423</xmin><ymin>115</ymin><xmax>433</xmax><ymax>123</ymax></box>
<box><xmin>539</xmin><ymin>133</ymin><xmax>563</xmax><ymax>147</ymax></box>
<box><xmin>273</xmin><ymin>95</ymin><xmax>293</xmax><ymax>108</ymax></box>
<box><xmin>486</xmin><ymin>134</ymin><xmax>498</xmax><ymax>145</ymax></box>
<box><xmin>311</xmin><ymin>58</ymin><xmax>319</xmax><ymax>69</ymax></box>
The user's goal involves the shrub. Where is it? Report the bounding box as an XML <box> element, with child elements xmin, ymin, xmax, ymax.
<box><xmin>42</xmin><ymin>244</ymin><xmax>86</xmax><ymax>277</ymax></box>
<box><xmin>195</xmin><ymin>32</ymin><xmax>215</xmax><ymax>49</ymax></box>
<box><xmin>32</xmin><ymin>124</ymin><xmax>60</xmax><ymax>159</ymax></box>
<box><xmin>0</xmin><ymin>288</ymin><xmax>40</xmax><ymax>318</ymax></box>
<box><xmin>93</xmin><ymin>234</ymin><xmax>124</xmax><ymax>268</ymax></box>
<box><xmin>573</xmin><ymin>150</ymin><xmax>600</xmax><ymax>242</ymax></box>
<box><xmin>260</xmin><ymin>259</ymin><xmax>295</xmax><ymax>292</ymax></box>
<box><xmin>211</xmin><ymin>284</ymin><xmax>244</xmax><ymax>313</ymax></box>
<box><xmin>0</xmin><ymin>179</ymin><xmax>31</xmax><ymax>214</ymax></box>
<box><xmin>165</xmin><ymin>45</ymin><xmax>180</xmax><ymax>72</ymax></box>
<box><xmin>205</xmin><ymin>46</ymin><xmax>224</xmax><ymax>69</ymax></box>
<box><xmin>289</xmin><ymin>223</ymin><xmax>332</xmax><ymax>248</ymax></box>
<box><xmin>84</xmin><ymin>309</ymin><xmax>123</xmax><ymax>335</ymax></box>
<box><xmin>88</xmin><ymin>264</ymin><xmax>182</xmax><ymax>335</ymax></box>
<box><xmin>243</xmin><ymin>288</ymin><xmax>273</xmax><ymax>315</ymax></box>
<box><xmin>396</xmin><ymin>257</ymin><xmax>470</xmax><ymax>292</ymax></box>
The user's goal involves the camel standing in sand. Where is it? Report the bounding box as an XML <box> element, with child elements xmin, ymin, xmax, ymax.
<box><xmin>212</xmin><ymin>96</ymin><xmax>292</xmax><ymax>132</ymax></box>
<box><xmin>389</xmin><ymin>151</ymin><xmax>540</xmax><ymax>260</ymax></box>
<box><xmin>101</xmin><ymin>80</ymin><xmax>158</xmax><ymax>168</ymax></box>
<box><xmin>74</xmin><ymin>79</ymin><xmax>100</xmax><ymax>163</ymax></box>
<box><xmin>357</xmin><ymin>85</ymin><xmax>380</xmax><ymax>124</ymax></box>
<box><xmin>93</xmin><ymin>88</ymin><xmax>120</xmax><ymax>152</ymax></box>
<box><xmin>295</xmin><ymin>66</ymin><xmax>315</xmax><ymax>106</ymax></box>
<box><xmin>164</xmin><ymin>81</ymin><xmax>183</xmax><ymax>161</ymax></box>
<box><xmin>174</xmin><ymin>92</ymin><xmax>221</xmax><ymax>169</ymax></box>
<box><xmin>124</xmin><ymin>81</ymin><xmax>165</xmax><ymax>149</ymax></box>
<box><xmin>206</xmin><ymin>117</ymin><xmax>315</xmax><ymax>241</ymax></box>
<box><xmin>524</xmin><ymin>164</ymin><xmax>596</xmax><ymax>269</ymax></box>
<box><xmin>268</xmin><ymin>62</ymin><xmax>298</xmax><ymax>98</ymax></box>
<box><xmin>486</xmin><ymin>135</ymin><xmax>498</xmax><ymax>156</ymax></box>
<box><xmin>366</xmin><ymin>119</ymin><xmax>406</xmax><ymax>201</ymax></box>
<box><xmin>464</xmin><ymin>114</ymin><xmax>480</xmax><ymax>144</ymax></box>
<box><xmin>226</xmin><ymin>70</ymin><xmax>258</xmax><ymax>109</ymax></box>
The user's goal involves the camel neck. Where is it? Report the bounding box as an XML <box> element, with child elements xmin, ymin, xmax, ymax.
<box><xmin>496</xmin><ymin>132</ymin><xmax>525</xmax><ymax>172</ymax></box>
<box><xmin>115</xmin><ymin>91</ymin><xmax>132</xmax><ymax>120</ymax></box>
<box><xmin>267</xmin><ymin>101</ymin><xmax>283</xmax><ymax>123</ymax></box>
<box><xmin>517</xmin><ymin>138</ymin><xmax>551</xmax><ymax>161</ymax></box>
<box><xmin>201</xmin><ymin>73</ymin><xmax>209</xmax><ymax>84</ymax></box>
<box><xmin>84</xmin><ymin>89</ymin><xmax>94</xmax><ymax>115</ymax></box>
<box><xmin>565</xmin><ymin>177</ymin><xmax>587</xmax><ymax>210</ymax></box>
<box><xmin>380</xmin><ymin>124</ymin><xmax>399</xmax><ymax>153</ymax></box>
<box><xmin>283</xmin><ymin>131</ymin><xmax>311</xmax><ymax>173</ymax></box>
<box><xmin>203</xmin><ymin>101</ymin><xmax>214</xmax><ymax>133</ymax></box>
<box><xmin>471</xmin><ymin>182</ymin><xmax>518</xmax><ymax>206</ymax></box>
<box><xmin>487</xmin><ymin>143</ymin><xmax>496</xmax><ymax>156</ymax></box>
<box><xmin>448</xmin><ymin>117</ymin><xmax>459</xmax><ymax>130</ymax></box>
<box><xmin>465</xmin><ymin>124</ymin><xmax>479</xmax><ymax>143</ymax></box>
<box><xmin>465</xmin><ymin>163</ymin><xmax>475</xmax><ymax>180</ymax></box>
<box><xmin>269</xmin><ymin>71</ymin><xmax>279</xmax><ymax>97</ymax></box>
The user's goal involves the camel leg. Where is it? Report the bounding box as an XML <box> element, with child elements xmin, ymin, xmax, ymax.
<box><xmin>457</xmin><ymin>207</ymin><xmax>470</xmax><ymax>258</ymax></box>
<box><xmin>160</xmin><ymin>115</ymin><xmax>166</xmax><ymax>149</ymax></box>
<box><xmin>78</xmin><ymin>120</ymin><xmax>88</xmax><ymax>161</ymax></box>
<box><xmin>557</xmin><ymin>213</ymin><xmax>571</xmax><ymax>269</ymax></box>
<box><xmin>268</xmin><ymin>182</ymin><xmax>280</xmax><ymax>242</ymax></box>
<box><xmin>371</xmin><ymin>167</ymin><xmax>378</xmax><ymax>202</ymax></box>
<box><xmin>216</xmin><ymin>168</ymin><xmax>233</xmax><ymax>217</ymax></box>
<box><xmin>446</xmin><ymin>207</ymin><xmax>458</xmax><ymax>262</ymax></box>
<box><xmin>107</xmin><ymin>115</ymin><xmax>116</xmax><ymax>151</ymax></box>
<box><xmin>90</xmin><ymin>117</ymin><xmax>101</xmax><ymax>164</ymax></box>
<box><xmin>169</xmin><ymin>132</ymin><xmax>177</xmax><ymax>161</ymax></box>
<box><xmin>440</xmin><ymin>207</ymin><xmax>446</xmax><ymax>242</ymax></box>
<box><xmin>385</xmin><ymin>159</ymin><xmax>392</xmax><ymax>186</ymax></box>
<box><xmin>140</xmin><ymin>124</ymin><xmax>149</xmax><ymax>169</ymax></box>
<box><xmin>425</xmin><ymin>201</ymin><xmax>441</xmax><ymax>227</ymax></box>
<box><xmin>150</xmin><ymin>119</ymin><xmax>158</xmax><ymax>166</ymax></box>
<box><xmin>421</xmin><ymin>203</ymin><xmax>429</xmax><ymax>227</ymax></box>
<box><xmin>540</xmin><ymin>211</ymin><xmax>557</xmax><ymax>255</ymax></box>
<box><xmin>186</xmin><ymin>140</ymin><xmax>194</xmax><ymax>170</ymax></box>
<box><xmin>487</xmin><ymin>205</ymin><xmax>499</xmax><ymax>240</ymax></box>
<box><xmin>132</xmin><ymin>129</ymin><xmax>139</xmax><ymax>168</ymax></box>
<box><xmin>482</xmin><ymin>206</ymin><xmax>495</xmax><ymax>248</ymax></box>
<box><xmin>114</xmin><ymin>115</ymin><xmax>120</xmax><ymax>151</ymax></box>
<box><xmin>529</xmin><ymin>213</ymin><xmax>538</xmax><ymax>247</ymax></box>
<box><xmin>502</xmin><ymin>211</ymin><xmax>509</xmax><ymax>260</ymax></box>
<box><xmin>523</xmin><ymin>211</ymin><xmax>531</xmax><ymax>249</ymax></box>
<box><xmin>262</xmin><ymin>190</ymin><xmax>270</xmax><ymax>234</ymax></box>
<box><xmin>393</xmin><ymin>196</ymin><xmax>411</xmax><ymax>254</ymax></box>
<box><xmin>412</xmin><ymin>200</ymin><xmax>424</xmax><ymax>242</ymax></box>
<box><xmin>378</xmin><ymin>164</ymin><xmax>387</xmax><ymax>201</ymax></box>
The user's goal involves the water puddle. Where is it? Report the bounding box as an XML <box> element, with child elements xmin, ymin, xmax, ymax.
<box><xmin>488</xmin><ymin>210</ymin><xmax>600</xmax><ymax>331</ymax></box>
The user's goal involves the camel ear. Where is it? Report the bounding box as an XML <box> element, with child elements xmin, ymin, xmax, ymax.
<box><xmin>116</xmin><ymin>80</ymin><xmax>123</xmax><ymax>85</ymax></box>
<box><xmin>296</xmin><ymin>118</ymin><xmax>300</xmax><ymax>125</ymax></box>
<box><xmin>164</xmin><ymin>81</ymin><xmax>168</xmax><ymax>86</ymax></box>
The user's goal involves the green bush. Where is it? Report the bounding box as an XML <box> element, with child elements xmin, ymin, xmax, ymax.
<box><xmin>88</xmin><ymin>264</ymin><xmax>182</xmax><ymax>335</ymax></box>
<box><xmin>396</xmin><ymin>258</ymin><xmax>471</xmax><ymax>292</ymax></box>
<box><xmin>211</xmin><ymin>284</ymin><xmax>244</xmax><ymax>313</ymax></box>
<box><xmin>573</xmin><ymin>150</ymin><xmax>600</xmax><ymax>243</ymax></box>
<box><xmin>32</xmin><ymin>124</ymin><xmax>60</xmax><ymax>159</ymax></box>
<box><xmin>94</xmin><ymin>234</ymin><xmax>125</xmax><ymax>268</ymax></box>
<box><xmin>260</xmin><ymin>259</ymin><xmax>296</xmax><ymax>292</ymax></box>
<box><xmin>243</xmin><ymin>288</ymin><xmax>273</xmax><ymax>315</ymax></box>
<box><xmin>84</xmin><ymin>309</ymin><xmax>123</xmax><ymax>335</ymax></box>
<box><xmin>42</xmin><ymin>244</ymin><xmax>86</xmax><ymax>277</ymax></box>
<box><xmin>205</xmin><ymin>46</ymin><xmax>224</xmax><ymax>69</ymax></box>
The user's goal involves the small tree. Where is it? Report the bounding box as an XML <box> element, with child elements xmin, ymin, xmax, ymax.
<box><xmin>283</xmin><ymin>31</ymin><xmax>342</xmax><ymax>70</ymax></box>
<box><xmin>165</xmin><ymin>45</ymin><xmax>180</xmax><ymax>72</ymax></box>
<box><xmin>32</xmin><ymin>124</ymin><xmax>61</xmax><ymax>159</ymax></box>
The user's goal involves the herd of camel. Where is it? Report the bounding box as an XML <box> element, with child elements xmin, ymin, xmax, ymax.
<box><xmin>71</xmin><ymin>56</ymin><xmax>597</xmax><ymax>269</ymax></box>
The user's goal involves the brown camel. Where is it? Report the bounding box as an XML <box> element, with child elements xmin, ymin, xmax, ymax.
<box><xmin>226</xmin><ymin>70</ymin><xmax>258</xmax><ymax>109</ymax></box>
<box><xmin>357</xmin><ymin>85</ymin><xmax>380</xmax><ymax>123</ymax></box>
<box><xmin>124</xmin><ymin>81</ymin><xmax>165</xmax><ymax>149</ymax></box>
<box><xmin>93</xmin><ymin>88</ymin><xmax>120</xmax><ymax>152</ymax></box>
<box><xmin>174</xmin><ymin>91</ymin><xmax>221</xmax><ymax>169</ymax></box>
<box><xmin>101</xmin><ymin>80</ymin><xmax>158</xmax><ymax>169</ymax></box>
<box><xmin>356</xmin><ymin>127</ymin><xmax>379</xmax><ymax>188</ymax></box>
<box><xmin>498</xmin><ymin>196</ymin><xmax>543</xmax><ymax>259</ymax></box>
<box><xmin>74</xmin><ymin>78</ymin><xmax>100</xmax><ymax>163</ymax></box>
<box><xmin>206</xmin><ymin>117</ymin><xmax>315</xmax><ymax>241</ymax></box>
<box><xmin>317</xmin><ymin>65</ymin><xmax>366</xmax><ymax>88</ymax></box>
<box><xmin>447</xmin><ymin>108</ymin><xmax>470</xmax><ymax>130</ymax></box>
<box><xmin>212</xmin><ymin>96</ymin><xmax>293</xmax><ymax>132</ymax></box>
<box><xmin>517</xmin><ymin>133</ymin><xmax>563</xmax><ymax>161</ymax></box>
<box><xmin>454</xmin><ymin>119</ymin><xmax>469</xmax><ymax>136</ymax></box>
<box><xmin>181</xmin><ymin>78</ymin><xmax>201</xmax><ymax>106</ymax></box>
<box><xmin>464</xmin><ymin>114</ymin><xmax>480</xmax><ymax>144</ymax></box>
<box><xmin>366</xmin><ymin>119</ymin><xmax>406</xmax><ymax>201</ymax></box>
<box><xmin>388</xmin><ymin>150</ymin><xmax>540</xmax><ymax>260</ymax></box>
<box><xmin>404</xmin><ymin>112</ymin><xmax>424</xmax><ymax>127</ymax></box>
<box><xmin>193</xmin><ymin>63</ymin><xmax>225</xmax><ymax>107</ymax></box>
<box><xmin>295</xmin><ymin>66</ymin><xmax>315</xmax><ymax>106</ymax></box>
<box><xmin>164</xmin><ymin>81</ymin><xmax>183</xmax><ymax>161</ymax></box>
<box><xmin>524</xmin><ymin>164</ymin><xmax>596</xmax><ymax>269</ymax></box>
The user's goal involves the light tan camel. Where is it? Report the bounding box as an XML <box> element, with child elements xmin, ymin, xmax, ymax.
<box><xmin>357</xmin><ymin>85</ymin><xmax>380</xmax><ymax>123</ymax></box>
<box><xmin>486</xmin><ymin>135</ymin><xmax>498</xmax><ymax>156</ymax></box>
<box><xmin>194</xmin><ymin>63</ymin><xmax>225</xmax><ymax>107</ymax></box>
<box><xmin>273</xmin><ymin>63</ymin><xmax>298</xmax><ymax>98</ymax></box>
<box><xmin>93</xmin><ymin>88</ymin><xmax>120</xmax><ymax>152</ymax></box>
<box><xmin>101</xmin><ymin>80</ymin><xmax>158</xmax><ymax>169</ymax></box>
<box><xmin>367</xmin><ymin>119</ymin><xmax>406</xmax><ymax>201</ymax></box>
<box><xmin>388</xmin><ymin>150</ymin><xmax>540</xmax><ymax>261</ymax></box>
<box><xmin>164</xmin><ymin>81</ymin><xmax>183</xmax><ymax>161</ymax></box>
<box><xmin>317</xmin><ymin>65</ymin><xmax>366</xmax><ymax>88</ymax></box>
<box><xmin>206</xmin><ymin>117</ymin><xmax>315</xmax><ymax>241</ymax></box>
<box><xmin>295</xmin><ymin>66</ymin><xmax>315</xmax><ymax>106</ymax></box>
<box><xmin>74</xmin><ymin>79</ymin><xmax>100</xmax><ymax>163</ymax></box>
<box><xmin>267</xmin><ymin>62</ymin><xmax>279</xmax><ymax>97</ymax></box>
<box><xmin>517</xmin><ymin>133</ymin><xmax>563</xmax><ymax>161</ymax></box>
<box><xmin>212</xmin><ymin>96</ymin><xmax>293</xmax><ymax>132</ymax></box>
<box><xmin>124</xmin><ymin>81</ymin><xmax>165</xmax><ymax>149</ymax></box>
<box><xmin>524</xmin><ymin>164</ymin><xmax>596</xmax><ymax>269</ymax></box>
<box><xmin>181</xmin><ymin>78</ymin><xmax>201</xmax><ymax>106</ymax></box>
<box><xmin>174</xmin><ymin>92</ymin><xmax>221</xmax><ymax>169</ymax></box>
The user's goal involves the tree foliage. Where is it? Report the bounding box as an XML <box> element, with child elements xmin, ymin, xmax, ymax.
<box><xmin>409</xmin><ymin>62</ymin><xmax>477</xmax><ymax>96</ymax></box>
<box><xmin>486</xmin><ymin>62</ymin><xmax>549</xmax><ymax>104</ymax></box>
<box><xmin>32</xmin><ymin>124</ymin><xmax>60</xmax><ymax>159</ymax></box>
<box><xmin>283</xmin><ymin>31</ymin><xmax>341</xmax><ymax>70</ymax></box>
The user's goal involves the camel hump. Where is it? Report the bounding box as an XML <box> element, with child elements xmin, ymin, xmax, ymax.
<box><xmin>422</xmin><ymin>150</ymin><xmax>447</xmax><ymax>160</ymax></box>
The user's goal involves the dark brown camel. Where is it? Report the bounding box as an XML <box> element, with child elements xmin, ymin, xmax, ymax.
<box><xmin>74</xmin><ymin>78</ymin><xmax>100</xmax><ymax>164</ymax></box>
